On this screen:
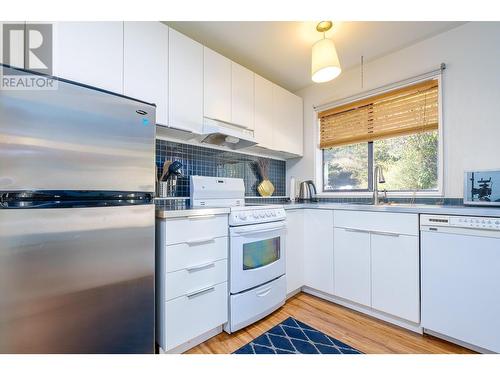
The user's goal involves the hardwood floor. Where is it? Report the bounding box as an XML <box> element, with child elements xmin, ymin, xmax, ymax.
<box><xmin>187</xmin><ymin>292</ymin><xmax>474</xmax><ymax>354</ymax></box>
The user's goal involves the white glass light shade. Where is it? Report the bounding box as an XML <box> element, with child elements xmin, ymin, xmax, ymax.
<box><xmin>311</xmin><ymin>38</ymin><xmax>341</xmax><ymax>83</ymax></box>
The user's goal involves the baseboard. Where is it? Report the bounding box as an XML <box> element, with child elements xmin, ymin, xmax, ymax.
<box><xmin>423</xmin><ymin>329</ymin><xmax>493</xmax><ymax>354</ymax></box>
<box><xmin>286</xmin><ymin>287</ymin><xmax>302</xmax><ymax>300</ymax></box>
<box><xmin>302</xmin><ymin>287</ymin><xmax>423</xmax><ymax>334</ymax></box>
<box><xmin>159</xmin><ymin>326</ymin><xmax>224</xmax><ymax>354</ymax></box>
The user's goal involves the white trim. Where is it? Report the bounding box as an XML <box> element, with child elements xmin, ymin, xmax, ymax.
<box><xmin>161</xmin><ymin>326</ymin><xmax>223</xmax><ymax>354</ymax></box>
<box><xmin>423</xmin><ymin>329</ymin><xmax>492</xmax><ymax>354</ymax></box>
<box><xmin>315</xmin><ymin>72</ymin><xmax>444</xmax><ymax>198</ymax></box>
<box><xmin>302</xmin><ymin>287</ymin><xmax>423</xmax><ymax>334</ymax></box>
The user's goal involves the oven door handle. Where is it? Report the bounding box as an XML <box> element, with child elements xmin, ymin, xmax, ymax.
<box><xmin>233</xmin><ymin>224</ymin><xmax>286</xmax><ymax>235</ymax></box>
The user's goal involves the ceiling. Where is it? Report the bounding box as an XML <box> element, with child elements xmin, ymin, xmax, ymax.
<box><xmin>165</xmin><ymin>21</ymin><xmax>466</xmax><ymax>92</ymax></box>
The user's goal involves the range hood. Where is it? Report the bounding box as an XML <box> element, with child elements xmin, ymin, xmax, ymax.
<box><xmin>199</xmin><ymin>117</ymin><xmax>257</xmax><ymax>150</ymax></box>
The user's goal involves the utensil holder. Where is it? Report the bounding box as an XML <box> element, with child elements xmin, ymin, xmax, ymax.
<box><xmin>167</xmin><ymin>177</ymin><xmax>178</xmax><ymax>197</ymax></box>
<box><xmin>157</xmin><ymin>181</ymin><xmax>168</xmax><ymax>198</ymax></box>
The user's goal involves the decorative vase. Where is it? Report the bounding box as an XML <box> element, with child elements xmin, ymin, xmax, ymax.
<box><xmin>258</xmin><ymin>179</ymin><xmax>275</xmax><ymax>197</ymax></box>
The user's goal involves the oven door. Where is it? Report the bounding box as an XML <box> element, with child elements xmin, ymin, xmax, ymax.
<box><xmin>229</xmin><ymin>221</ymin><xmax>286</xmax><ymax>294</ymax></box>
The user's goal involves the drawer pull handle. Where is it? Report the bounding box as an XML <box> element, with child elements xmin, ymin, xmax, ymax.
<box><xmin>256</xmin><ymin>287</ymin><xmax>272</xmax><ymax>297</ymax></box>
<box><xmin>187</xmin><ymin>214</ymin><xmax>216</xmax><ymax>220</ymax></box>
<box><xmin>186</xmin><ymin>262</ymin><xmax>216</xmax><ymax>272</ymax></box>
<box><xmin>186</xmin><ymin>237</ymin><xmax>216</xmax><ymax>246</ymax></box>
<box><xmin>186</xmin><ymin>286</ymin><xmax>216</xmax><ymax>299</ymax></box>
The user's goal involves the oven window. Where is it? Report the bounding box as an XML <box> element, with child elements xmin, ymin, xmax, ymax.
<box><xmin>243</xmin><ymin>237</ymin><xmax>281</xmax><ymax>270</ymax></box>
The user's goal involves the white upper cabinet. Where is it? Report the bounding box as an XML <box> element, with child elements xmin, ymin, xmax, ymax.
<box><xmin>53</xmin><ymin>22</ymin><xmax>124</xmax><ymax>93</ymax></box>
<box><xmin>254</xmin><ymin>74</ymin><xmax>274</xmax><ymax>149</ymax></box>
<box><xmin>231</xmin><ymin>62</ymin><xmax>254</xmax><ymax>130</ymax></box>
<box><xmin>168</xmin><ymin>28</ymin><xmax>203</xmax><ymax>133</ymax></box>
<box><xmin>272</xmin><ymin>85</ymin><xmax>303</xmax><ymax>156</ymax></box>
<box><xmin>289</xmin><ymin>93</ymin><xmax>303</xmax><ymax>156</ymax></box>
<box><xmin>303</xmin><ymin>209</ymin><xmax>334</xmax><ymax>295</ymax></box>
<box><xmin>204</xmin><ymin>47</ymin><xmax>231</xmax><ymax>123</ymax></box>
<box><xmin>123</xmin><ymin>22</ymin><xmax>168</xmax><ymax>126</ymax></box>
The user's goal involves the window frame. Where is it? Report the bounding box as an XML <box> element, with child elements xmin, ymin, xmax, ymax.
<box><xmin>314</xmin><ymin>74</ymin><xmax>444</xmax><ymax>198</ymax></box>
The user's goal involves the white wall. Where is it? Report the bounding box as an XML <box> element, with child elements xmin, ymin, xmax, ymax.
<box><xmin>288</xmin><ymin>22</ymin><xmax>500</xmax><ymax>198</ymax></box>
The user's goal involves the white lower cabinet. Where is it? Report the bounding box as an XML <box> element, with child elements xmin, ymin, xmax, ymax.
<box><xmin>156</xmin><ymin>214</ymin><xmax>229</xmax><ymax>352</ymax></box>
<box><xmin>165</xmin><ymin>282</ymin><xmax>228</xmax><ymax>351</ymax></box>
<box><xmin>333</xmin><ymin>227</ymin><xmax>371</xmax><ymax>306</ymax></box>
<box><xmin>371</xmin><ymin>233</ymin><xmax>419</xmax><ymax>323</ymax></box>
<box><xmin>166</xmin><ymin>259</ymin><xmax>228</xmax><ymax>301</ymax></box>
<box><xmin>285</xmin><ymin>210</ymin><xmax>304</xmax><ymax>294</ymax></box>
<box><xmin>303</xmin><ymin>209</ymin><xmax>334</xmax><ymax>295</ymax></box>
<box><xmin>332</xmin><ymin>210</ymin><xmax>420</xmax><ymax>323</ymax></box>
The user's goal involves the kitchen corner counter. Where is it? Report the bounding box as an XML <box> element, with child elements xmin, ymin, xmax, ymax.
<box><xmin>156</xmin><ymin>206</ymin><xmax>230</xmax><ymax>219</ymax></box>
<box><xmin>282</xmin><ymin>202</ymin><xmax>500</xmax><ymax>218</ymax></box>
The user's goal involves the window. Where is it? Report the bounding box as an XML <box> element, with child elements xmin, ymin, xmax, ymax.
<box><xmin>319</xmin><ymin>79</ymin><xmax>440</xmax><ymax>193</ymax></box>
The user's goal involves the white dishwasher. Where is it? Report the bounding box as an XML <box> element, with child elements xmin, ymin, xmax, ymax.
<box><xmin>421</xmin><ymin>214</ymin><xmax>500</xmax><ymax>353</ymax></box>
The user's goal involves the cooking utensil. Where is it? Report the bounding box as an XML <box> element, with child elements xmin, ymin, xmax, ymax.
<box><xmin>159</xmin><ymin>161</ymin><xmax>172</xmax><ymax>182</ymax></box>
<box><xmin>165</xmin><ymin>161</ymin><xmax>183</xmax><ymax>180</ymax></box>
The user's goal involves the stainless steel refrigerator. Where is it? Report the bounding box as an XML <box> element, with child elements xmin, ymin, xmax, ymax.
<box><xmin>0</xmin><ymin>65</ymin><xmax>156</xmax><ymax>353</ymax></box>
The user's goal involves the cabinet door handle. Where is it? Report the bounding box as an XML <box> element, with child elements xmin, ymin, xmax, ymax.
<box><xmin>256</xmin><ymin>287</ymin><xmax>272</xmax><ymax>297</ymax></box>
<box><xmin>186</xmin><ymin>237</ymin><xmax>216</xmax><ymax>246</ymax></box>
<box><xmin>344</xmin><ymin>228</ymin><xmax>370</xmax><ymax>234</ymax></box>
<box><xmin>186</xmin><ymin>286</ymin><xmax>216</xmax><ymax>299</ymax></box>
<box><xmin>343</xmin><ymin>228</ymin><xmax>400</xmax><ymax>237</ymax></box>
<box><xmin>371</xmin><ymin>230</ymin><xmax>400</xmax><ymax>237</ymax></box>
<box><xmin>187</xmin><ymin>214</ymin><xmax>216</xmax><ymax>220</ymax></box>
<box><xmin>186</xmin><ymin>262</ymin><xmax>216</xmax><ymax>272</ymax></box>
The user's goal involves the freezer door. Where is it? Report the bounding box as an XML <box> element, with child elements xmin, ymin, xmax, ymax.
<box><xmin>0</xmin><ymin>66</ymin><xmax>155</xmax><ymax>192</ymax></box>
<box><xmin>0</xmin><ymin>204</ymin><xmax>155</xmax><ymax>353</ymax></box>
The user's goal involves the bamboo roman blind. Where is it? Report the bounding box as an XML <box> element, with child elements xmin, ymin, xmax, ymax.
<box><xmin>319</xmin><ymin>79</ymin><xmax>439</xmax><ymax>149</ymax></box>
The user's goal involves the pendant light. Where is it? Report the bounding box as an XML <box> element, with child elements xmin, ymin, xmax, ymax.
<box><xmin>311</xmin><ymin>21</ymin><xmax>341</xmax><ymax>83</ymax></box>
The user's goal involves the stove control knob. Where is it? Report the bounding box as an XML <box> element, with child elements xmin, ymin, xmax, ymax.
<box><xmin>259</xmin><ymin>212</ymin><xmax>265</xmax><ymax>218</ymax></box>
<box><xmin>239</xmin><ymin>213</ymin><xmax>247</xmax><ymax>220</ymax></box>
<box><xmin>271</xmin><ymin>211</ymin><xmax>276</xmax><ymax>216</ymax></box>
<box><xmin>253</xmin><ymin>212</ymin><xmax>259</xmax><ymax>219</ymax></box>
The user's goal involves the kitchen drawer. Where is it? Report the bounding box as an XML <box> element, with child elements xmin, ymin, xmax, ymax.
<box><xmin>334</xmin><ymin>210</ymin><xmax>418</xmax><ymax>236</ymax></box>
<box><xmin>229</xmin><ymin>275</ymin><xmax>286</xmax><ymax>333</ymax></box>
<box><xmin>165</xmin><ymin>236</ymin><xmax>228</xmax><ymax>272</ymax></box>
<box><xmin>165</xmin><ymin>281</ymin><xmax>228</xmax><ymax>351</ymax></box>
<box><xmin>166</xmin><ymin>259</ymin><xmax>228</xmax><ymax>301</ymax></box>
<box><xmin>164</xmin><ymin>214</ymin><xmax>228</xmax><ymax>245</ymax></box>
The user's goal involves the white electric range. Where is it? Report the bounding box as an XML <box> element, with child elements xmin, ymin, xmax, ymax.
<box><xmin>190</xmin><ymin>176</ymin><xmax>287</xmax><ymax>333</ymax></box>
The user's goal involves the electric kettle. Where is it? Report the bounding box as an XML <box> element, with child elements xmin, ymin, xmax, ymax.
<box><xmin>298</xmin><ymin>180</ymin><xmax>318</xmax><ymax>202</ymax></box>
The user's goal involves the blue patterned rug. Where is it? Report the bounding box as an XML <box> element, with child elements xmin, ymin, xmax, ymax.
<box><xmin>233</xmin><ymin>317</ymin><xmax>362</xmax><ymax>354</ymax></box>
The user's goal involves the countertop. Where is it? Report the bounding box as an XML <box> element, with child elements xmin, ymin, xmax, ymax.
<box><xmin>155</xmin><ymin>200</ymin><xmax>500</xmax><ymax>219</ymax></box>
<box><xmin>281</xmin><ymin>202</ymin><xmax>500</xmax><ymax>218</ymax></box>
<box><xmin>156</xmin><ymin>206</ymin><xmax>230</xmax><ymax>219</ymax></box>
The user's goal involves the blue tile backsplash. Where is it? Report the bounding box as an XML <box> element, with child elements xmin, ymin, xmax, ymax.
<box><xmin>155</xmin><ymin>139</ymin><xmax>286</xmax><ymax>197</ymax></box>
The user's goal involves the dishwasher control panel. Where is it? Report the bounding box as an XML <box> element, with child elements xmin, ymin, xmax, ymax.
<box><xmin>421</xmin><ymin>214</ymin><xmax>500</xmax><ymax>230</ymax></box>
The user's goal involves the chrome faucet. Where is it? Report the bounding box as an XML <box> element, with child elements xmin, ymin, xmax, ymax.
<box><xmin>373</xmin><ymin>165</ymin><xmax>386</xmax><ymax>205</ymax></box>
